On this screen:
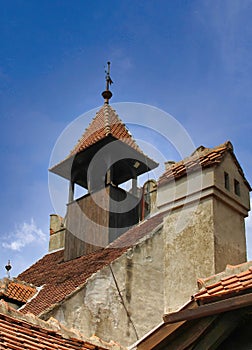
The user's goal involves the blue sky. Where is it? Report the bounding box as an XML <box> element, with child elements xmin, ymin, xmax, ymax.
<box><xmin>1</xmin><ymin>0</ymin><xmax>252</xmax><ymax>277</ymax></box>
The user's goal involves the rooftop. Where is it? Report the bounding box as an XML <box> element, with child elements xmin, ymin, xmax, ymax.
<box><xmin>135</xmin><ymin>261</ymin><xmax>252</xmax><ymax>349</ymax></box>
<box><xmin>195</xmin><ymin>261</ymin><xmax>252</xmax><ymax>303</ymax></box>
<box><xmin>0</xmin><ymin>278</ymin><xmax>37</xmax><ymax>304</ymax></box>
<box><xmin>50</xmin><ymin>103</ymin><xmax>158</xmax><ymax>187</ymax></box>
<box><xmin>0</xmin><ymin>300</ymin><xmax>124</xmax><ymax>350</ymax></box>
<box><xmin>69</xmin><ymin>104</ymin><xmax>143</xmax><ymax>157</ymax></box>
<box><xmin>17</xmin><ymin>211</ymin><xmax>165</xmax><ymax>316</ymax></box>
<box><xmin>158</xmin><ymin>141</ymin><xmax>250</xmax><ymax>189</ymax></box>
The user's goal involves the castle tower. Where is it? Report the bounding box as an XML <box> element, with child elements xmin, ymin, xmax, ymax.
<box><xmin>157</xmin><ymin>142</ymin><xmax>251</xmax><ymax>311</ymax></box>
<box><xmin>49</xmin><ymin>63</ymin><xmax>158</xmax><ymax>260</ymax></box>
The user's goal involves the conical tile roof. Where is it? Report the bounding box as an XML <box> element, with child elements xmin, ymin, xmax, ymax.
<box><xmin>69</xmin><ymin>103</ymin><xmax>143</xmax><ymax>157</ymax></box>
<box><xmin>50</xmin><ymin>104</ymin><xmax>158</xmax><ymax>186</ymax></box>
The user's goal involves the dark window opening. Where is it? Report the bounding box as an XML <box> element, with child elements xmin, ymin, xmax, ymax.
<box><xmin>234</xmin><ymin>179</ymin><xmax>240</xmax><ymax>196</ymax></box>
<box><xmin>224</xmin><ymin>172</ymin><xmax>230</xmax><ymax>190</ymax></box>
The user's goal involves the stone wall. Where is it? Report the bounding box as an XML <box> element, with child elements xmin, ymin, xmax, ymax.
<box><xmin>46</xmin><ymin>226</ymin><xmax>165</xmax><ymax>347</ymax></box>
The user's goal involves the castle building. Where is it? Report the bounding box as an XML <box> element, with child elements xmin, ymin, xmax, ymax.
<box><xmin>0</xmin><ymin>65</ymin><xmax>251</xmax><ymax>348</ymax></box>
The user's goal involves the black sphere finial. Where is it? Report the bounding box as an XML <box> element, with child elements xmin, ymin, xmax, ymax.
<box><xmin>5</xmin><ymin>260</ymin><xmax>12</xmax><ymax>278</ymax></box>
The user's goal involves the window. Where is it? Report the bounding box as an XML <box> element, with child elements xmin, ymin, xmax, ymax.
<box><xmin>234</xmin><ymin>179</ymin><xmax>240</xmax><ymax>196</ymax></box>
<box><xmin>224</xmin><ymin>172</ymin><xmax>230</xmax><ymax>190</ymax></box>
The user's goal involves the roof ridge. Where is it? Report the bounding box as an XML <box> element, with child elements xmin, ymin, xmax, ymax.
<box><xmin>191</xmin><ymin>141</ymin><xmax>233</xmax><ymax>157</ymax></box>
<box><xmin>104</xmin><ymin>103</ymin><xmax>111</xmax><ymax>135</ymax></box>
<box><xmin>158</xmin><ymin>140</ymin><xmax>251</xmax><ymax>188</ymax></box>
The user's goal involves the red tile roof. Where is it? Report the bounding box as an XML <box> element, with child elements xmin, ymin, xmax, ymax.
<box><xmin>194</xmin><ymin>261</ymin><xmax>252</xmax><ymax>303</ymax></box>
<box><xmin>0</xmin><ymin>301</ymin><xmax>123</xmax><ymax>349</ymax></box>
<box><xmin>0</xmin><ymin>278</ymin><xmax>37</xmax><ymax>304</ymax></box>
<box><xmin>18</xmin><ymin>248</ymin><xmax>126</xmax><ymax>316</ymax></box>
<box><xmin>158</xmin><ymin>141</ymin><xmax>250</xmax><ymax>188</ymax></box>
<box><xmin>70</xmin><ymin>104</ymin><xmax>143</xmax><ymax>157</ymax></box>
<box><xmin>49</xmin><ymin>103</ymin><xmax>158</xmax><ymax>184</ymax></box>
<box><xmin>18</xmin><ymin>211</ymin><xmax>165</xmax><ymax>316</ymax></box>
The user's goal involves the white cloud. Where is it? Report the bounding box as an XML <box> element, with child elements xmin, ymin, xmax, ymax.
<box><xmin>2</xmin><ymin>218</ymin><xmax>46</xmax><ymax>251</ymax></box>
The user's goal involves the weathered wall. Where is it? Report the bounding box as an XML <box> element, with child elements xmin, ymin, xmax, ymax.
<box><xmin>49</xmin><ymin>230</ymin><xmax>65</xmax><ymax>252</ymax></box>
<box><xmin>163</xmin><ymin>198</ymin><xmax>216</xmax><ymax>313</ymax></box>
<box><xmin>213</xmin><ymin>152</ymin><xmax>249</xmax><ymax>271</ymax></box>
<box><xmin>157</xmin><ymin>167</ymin><xmax>214</xmax><ymax>212</ymax></box>
<box><xmin>49</xmin><ymin>214</ymin><xmax>65</xmax><ymax>252</ymax></box>
<box><xmin>214</xmin><ymin>152</ymin><xmax>250</xmax><ymax>212</ymax></box>
<box><xmin>213</xmin><ymin>197</ymin><xmax>246</xmax><ymax>272</ymax></box>
<box><xmin>159</xmin><ymin>152</ymin><xmax>250</xmax><ymax>312</ymax></box>
<box><xmin>47</xmin><ymin>227</ymin><xmax>165</xmax><ymax>347</ymax></box>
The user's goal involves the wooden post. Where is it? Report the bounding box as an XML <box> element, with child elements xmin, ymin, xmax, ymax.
<box><xmin>68</xmin><ymin>181</ymin><xmax>74</xmax><ymax>203</ymax></box>
<box><xmin>132</xmin><ymin>176</ymin><xmax>137</xmax><ymax>196</ymax></box>
<box><xmin>106</xmin><ymin>156</ymin><xmax>113</xmax><ymax>186</ymax></box>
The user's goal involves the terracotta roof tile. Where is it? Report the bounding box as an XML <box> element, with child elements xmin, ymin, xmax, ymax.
<box><xmin>0</xmin><ymin>279</ymin><xmax>37</xmax><ymax>304</ymax></box>
<box><xmin>70</xmin><ymin>104</ymin><xmax>142</xmax><ymax>157</ymax></box>
<box><xmin>0</xmin><ymin>301</ymin><xmax>122</xmax><ymax>349</ymax></box>
<box><xmin>18</xmin><ymin>211</ymin><xmax>166</xmax><ymax>316</ymax></box>
<box><xmin>158</xmin><ymin>141</ymin><xmax>250</xmax><ymax>188</ymax></box>
<box><xmin>18</xmin><ymin>248</ymin><xmax>125</xmax><ymax>316</ymax></box>
<box><xmin>49</xmin><ymin>103</ymin><xmax>158</xmax><ymax>183</ymax></box>
<box><xmin>195</xmin><ymin>262</ymin><xmax>252</xmax><ymax>302</ymax></box>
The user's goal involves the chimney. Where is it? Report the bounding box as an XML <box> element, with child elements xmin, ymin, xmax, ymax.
<box><xmin>164</xmin><ymin>160</ymin><xmax>175</xmax><ymax>170</ymax></box>
<box><xmin>49</xmin><ymin>214</ymin><xmax>65</xmax><ymax>252</ymax></box>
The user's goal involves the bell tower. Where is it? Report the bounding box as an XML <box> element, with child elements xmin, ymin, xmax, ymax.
<box><xmin>50</xmin><ymin>63</ymin><xmax>158</xmax><ymax>261</ymax></box>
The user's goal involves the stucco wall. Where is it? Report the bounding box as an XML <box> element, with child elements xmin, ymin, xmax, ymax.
<box><xmin>48</xmin><ymin>226</ymin><xmax>165</xmax><ymax>347</ymax></box>
<box><xmin>213</xmin><ymin>198</ymin><xmax>247</xmax><ymax>272</ymax></box>
<box><xmin>213</xmin><ymin>152</ymin><xmax>249</xmax><ymax>271</ymax></box>
<box><xmin>163</xmin><ymin>198</ymin><xmax>216</xmax><ymax>313</ymax></box>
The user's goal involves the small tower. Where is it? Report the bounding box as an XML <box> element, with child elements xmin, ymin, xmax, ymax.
<box><xmin>50</xmin><ymin>63</ymin><xmax>158</xmax><ymax>261</ymax></box>
<box><xmin>157</xmin><ymin>142</ymin><xmax>251</xmax><ymax>312</ymax></box>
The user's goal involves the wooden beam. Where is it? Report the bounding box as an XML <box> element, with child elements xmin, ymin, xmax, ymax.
<box><xmin>192</xmin><ymin>310</ymin><xmax>243</xmax><ymax>350</ymax></box>
<box><xmin>136</xmin><ymin>322</ymin><xmax>186</xmax><ymax>350</ymax></box>
<box><xmin>157</xmin><ymin>315</ymin><xmax>217</xmax><ymax>350</ymax></box>
<box><xmin>163</xmin><ymin>292</ymin><xmax>252</xmax><ymax>324</ymax></box>
<box><xmin>136</xmin><ymin>301</ymin><xmax>196</xmax><ymax>349</ymax></box>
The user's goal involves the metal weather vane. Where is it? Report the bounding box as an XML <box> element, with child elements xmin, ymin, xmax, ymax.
<box><xmin>102</xmin><ymin>61</ymin><xmax>113</xmax><ymax>103</ymax></box>
<box><xmin>105</xmin><ymin>61</ymin><xmax>113</xmax><ymax>89</ymax></box>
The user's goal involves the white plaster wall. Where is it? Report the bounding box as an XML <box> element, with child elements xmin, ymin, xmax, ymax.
<box><xmin>157</xmin><ymin>167</ymin><xmax>214</xmax><ymax>212</ymax></box>
<box><xmin>48</xmin><ymin>227</ymin><xmax>165</xmax><ymax>347</ymax></box>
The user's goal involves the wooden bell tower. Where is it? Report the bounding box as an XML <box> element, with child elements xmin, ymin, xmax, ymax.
<box><xmin>50</xmin><ymin>63</ymin><xmax>158</xmax><ymax>261</ymax></box>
